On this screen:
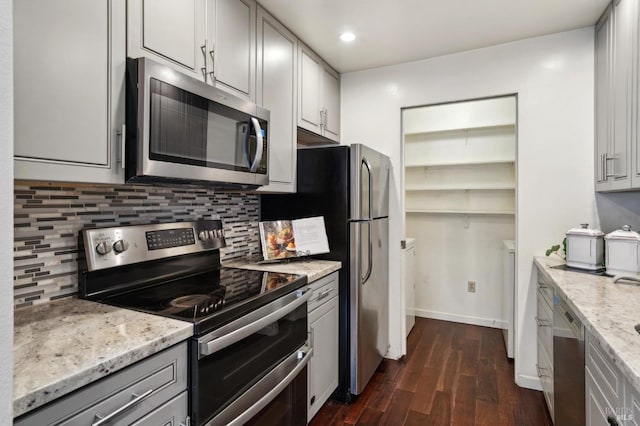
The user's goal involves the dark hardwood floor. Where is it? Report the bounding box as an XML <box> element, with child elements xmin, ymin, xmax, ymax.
<box><xmin>310</xmin><ymin>318</ymin><xmax>553</xmax><ymax>426</ymax></box>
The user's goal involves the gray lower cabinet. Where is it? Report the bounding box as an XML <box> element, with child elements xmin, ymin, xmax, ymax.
<box><xmin>307</xmin><ymin>271</ymin><xmax>339</xmax><ymax>422</ymax></box>
<box><xmin>626</xmin><ymin>380</ymin><xmax>640</xmax><ymax>425</ymax></box>
<box><xmin>13</xmin><ymin>0</ymin><xmax>126</xmax><ymax>184</ymax></box>
<box><xmin>15</xmin><ymin>342</ymin><xmax>189</xmax><ymax>426</ymax></box>
<box><xmin>585</xmin><ymin>330</ymin><xmax>626</xmax><ymax>425</ymax></box>
<box><xmin>535</xmin><ymin>269</ymin><xmax>554</xmax><ymax>421</ymax></box>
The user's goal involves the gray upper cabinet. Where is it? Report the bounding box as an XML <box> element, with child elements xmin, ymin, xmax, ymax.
<box><xmin>14</xmin><ymin>0</ymin><xmax>126</xmax><ymax>184</ymax></box>
<box><xmin>596</xmin><ymin>5</ymin><xmax>612</xmax><ymax>191</ymax></box>
<box><xmin>128</xmin><ymin>0</ymin><xmax>206</xmax><ymax>81</ymax></box>
<box><xmin>321</xmin><ymin>67</ymin><xmax>341</xmax><ymax>142</ymax></box>
<box><xmin>596</xmin><ymin>0</ymin><xmax>640</xmax><ymax>191</ymax></box>
<box><xmin>298</xmin><ymin>43</ymin><xmax>341</xmax><ymax>142</ymax></box>
<box><xmin>207</xmin><ymin>0</ymin><xmax>256</xmax><ymax>100</ymax></box>
<box><xmin>128</xmin><ymin>0</ymin><xmax>255</xmax><ymax>100</ymax></box>
<box><xmin>256</xmin><ymin>7</ymin><xmax>298</xmax><ymax>193</ymax></box>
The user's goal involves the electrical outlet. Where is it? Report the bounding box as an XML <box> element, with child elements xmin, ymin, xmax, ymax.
<box><xmin>467</xmin><ymin>281</ymin><xmax>476</xmax><ymax>293</ymax></box>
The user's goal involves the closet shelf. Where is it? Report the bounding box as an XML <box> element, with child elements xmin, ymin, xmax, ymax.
<box><xmin>405</xmin><ymin>159</ymin><xmax>515</xmax><ymax>168</ymax></box>
<box><xmin>404</xmin><ymin>123</ymin><xmax>516</xmax><ymax>137</ymax></box>
<box><xmin>405</xmin><ymin>184</ymin><xmax>515</xmax><ymax>191</ymax></box>
<box><xmin>405</xmin><ymin>209</ymin><xmax>515</xmax><ymax>215</ymax></box>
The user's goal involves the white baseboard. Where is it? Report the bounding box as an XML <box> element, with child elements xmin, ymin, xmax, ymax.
<box><xmin>413</xmin><ymin>308</ymin><xmax>507</xmax><ymax>329</ymax></box>
<box><xmin>516</xmin><ymin>374</ymin><xmax>542</xmax><ymax>391</ymax></box>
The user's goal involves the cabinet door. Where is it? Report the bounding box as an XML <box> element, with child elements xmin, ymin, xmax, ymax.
<box><xmin>321</xmin><ymin>66</ymin><xmax>341</xmax><ymax>142</ymax></box>
<box><xmin>128</xmin><ymin>0</ymin><xmax>206</xmax><ymax>81</ymax></box>
<box><xmin>308</xmin><ymin>295</ymin><xmax>339</xmax><ymax>421</ymax></box>
<box><xmin>298</xmin><ymin>44</ymin><xmax>323</xmax><ymax>135</ymax></box>
<box><xmin>626</xmin><ymin>381</ymin><xmax>640</xmax><ymax>425</ymax></box>
<box><xmin>14</xmin><ymin>0</ymin><xmax>126</xmax><ymax>184</ymax></box>
<box><xmin>610</xmin><ymin>0</ymin><xmax>634</xmax><ymax>190</ymax></box>
<box><xmin>256</xmin><ymin>7</ymin><xmax>297</xmax><ymax>193</ymax></box>
<box><xmin>207</xmin><ymin>0</ymin><xmax>256</xmax><ymax>100</ymax></box>
<box><xmin>587</xmin><ymin>367</ymin><xmax>622</xmax><ymax>426</ymax></box>
<box><xmin>596</xmin><ymin>5</ymin><xmax>613</xmax><ymax>192</ymax></box>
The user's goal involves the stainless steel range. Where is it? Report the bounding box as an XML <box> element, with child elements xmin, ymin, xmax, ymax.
<box><xmin>79</xmin><ymin>220</ymin><xmax>310</xmax><ymax>426</ymax></box>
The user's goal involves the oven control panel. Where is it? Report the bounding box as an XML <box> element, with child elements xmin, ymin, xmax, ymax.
<box><xmin>82</xmin><ymin>220</ymin><xmax>226</xmax><ymax>272</ymax></box>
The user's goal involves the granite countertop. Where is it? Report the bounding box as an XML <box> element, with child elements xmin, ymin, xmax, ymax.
<box><xmin>13</xmin><ymin>298</ymin><xmax>193</xmax><ymax>418</ymax></box>
<box><xmin>223</xmin><ymin>258</ymin><xmax>341</xmax><ymax>283</ymax></box>
<box><xmin>534</xmin><ymin>256</ymin><xmax>640</xmax><ymax>391</ymax></box>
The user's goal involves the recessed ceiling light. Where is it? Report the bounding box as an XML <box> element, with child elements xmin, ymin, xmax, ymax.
<box><xmin>340</xmin><ymin>32</ymin><xmax>356</xmax><ymax>42</ymax></box>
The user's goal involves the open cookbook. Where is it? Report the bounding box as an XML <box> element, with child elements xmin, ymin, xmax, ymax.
<box><xmin>258</xmin><ymin>216</ymin><xmax>330</xmax><ymax>261</ymax></box>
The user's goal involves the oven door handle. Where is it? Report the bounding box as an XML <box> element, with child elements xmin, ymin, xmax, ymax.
<box><xmin>207</xmin><ymin>346</ymin><xmax>313</xmax><ymax>426</ymax></box>
<box><xmin>199</xmin><ymin>287</ymin><xmax>311</xmax><ymax>358</ymax></box>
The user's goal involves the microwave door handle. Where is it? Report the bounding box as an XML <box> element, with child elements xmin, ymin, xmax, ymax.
<box><xmin>242</xmin><ymin>121</ymin><xmax>252</xmax><ymax>169</ymax></box>
<box><xmin>249</xmin><ymin>117</ymin><xmax>264</xmax><ymax>173</ymax></box>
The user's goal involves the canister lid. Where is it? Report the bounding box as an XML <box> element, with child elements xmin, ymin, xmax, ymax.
<box><xmin>566</xmin><ymin>223</ymin><xmax>604</xmax><ymax>237</ymax></box>
<box><xmin>604</xmin><ymin>225</ymin><xmax>640</xmax><ymax>241</ymax></box>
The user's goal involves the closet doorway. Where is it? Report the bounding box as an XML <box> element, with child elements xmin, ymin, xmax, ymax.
<box><xmin>401</xmin><ymin>95</ymin><xmax>517</xmax><ymax>354</ymax></box>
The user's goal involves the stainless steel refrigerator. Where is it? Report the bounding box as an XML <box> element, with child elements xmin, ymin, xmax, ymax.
<box><xmin>259</xmin><ymin>143</ymin><xmax>390</xmax><ymax>401</ymax></box>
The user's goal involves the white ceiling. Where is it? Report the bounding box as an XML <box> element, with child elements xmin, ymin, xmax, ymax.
<box><xmin>258</xmin><ymin>0</ymin><xmax>610</xmax><ymax>73</ymax></box>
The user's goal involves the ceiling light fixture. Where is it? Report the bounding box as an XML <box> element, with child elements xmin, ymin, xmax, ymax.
<box><xmin>340</xmin><ymin>32</ymin><xmax>356</xmax><ymax>42</ymax></box>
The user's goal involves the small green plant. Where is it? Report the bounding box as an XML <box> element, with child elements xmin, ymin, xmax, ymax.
<box><xmin>546</xmin><ymin>238</ymin><xmax>567</xmax><ymax>258</ymax></box>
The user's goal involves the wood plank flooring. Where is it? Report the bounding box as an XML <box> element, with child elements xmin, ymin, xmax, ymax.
<box><xmin>310</xmin><ymin>318</ymin><xmax>553</xmax><ymax>426</ymax></box>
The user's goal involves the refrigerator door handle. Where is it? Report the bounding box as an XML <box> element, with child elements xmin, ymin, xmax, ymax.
<box><xmin>363</xmin><ymin>221</ymin><xmax>373</xmax><ymax>284</ymax></box>
<box><xmin>361</xmin><ymin>158</ymin><xmax>373</xmax><ymax>220</ymax></box>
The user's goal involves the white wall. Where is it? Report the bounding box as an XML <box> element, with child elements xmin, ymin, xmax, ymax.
<box><xmin>341</xmin><ymin>28</ymin><xmax>597</xmax><ymax>388</ymax></box>
<box><xmin>0</xmin><ymin>0</ymin><xmax>13</xmax><ymax>419</ymax></box>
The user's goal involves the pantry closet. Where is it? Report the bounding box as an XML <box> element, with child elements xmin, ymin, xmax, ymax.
<box><xmin>402</xmin><ymin>95</ymin><xmax>517</xmax><ymax>332</ymax></box>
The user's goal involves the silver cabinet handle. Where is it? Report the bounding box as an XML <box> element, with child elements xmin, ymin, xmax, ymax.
<box><xmin>199</xmin><ymin>288</ymin><xmax>311</xmax><ymax>358</ymax></box>
<box><xmin>535</xmin><ymin>317</ymin><xmax>551</xmax><ymax>327</ymax></box>
<box><xmin>317</xmin><ymin>288</ymin><xmax>334</xmax><ymax>301</ymax></box>
<box><xmin>92</xmin><ymin>389</ymin><xmax>154</xmax><ymax>426</ymax></box>
<box><xmin>249</xmin><ymin>117</ymin><xmax>264</xmax><ymax>173</ymax></box>
<box><xmin>537</xmin><ymin>281</ymin><xmax>548</xmax><ymax>289</ymax></box>
<box><xmin>605</xmin><ymin>154</ymin><xmax>623</xmax><ymax>178</ymax></box>
<box><xmin>200</xmin><ymin>44</ymin><xmax>207</xmax><ymax>83</ymax></box>
<box><xmin>324</xmin><ymin>108</ymin><xmax>328</xmax><ymax>129</ymax></box>
<box><xmin>179</xmin><ymin>416</ymin><xmax>191</xmax><ymax>426</ymax></box>
<box><xmin>535</xmin><ymin>364</ymin><xmax>551</xmax><ymax>378</ymax></box>
<box><xmin>117</xmin><ymin>124</ymin><xmax>126</xmax><ymax>169</ymax></box>
<box><xmin>209</xmin><ymin>50</ymin><xmax>215</xmax><ymax>79</ymax></box>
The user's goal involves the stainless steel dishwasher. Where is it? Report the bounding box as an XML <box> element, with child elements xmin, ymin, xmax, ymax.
<box><xmin>553</xmin><ymin>293</ymin><xmax>585</xmax><ymax>425</ymax></box>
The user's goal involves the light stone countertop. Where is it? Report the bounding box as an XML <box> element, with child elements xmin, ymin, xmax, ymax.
<box><xmin>223</xmin><ymin>258</ymin><xmax>341</xmax><ymax>283</ymax></box>
<box><xmin>534</xmin><ymin>256</ymin><xmax>640</xmax><ymax>392</ymax></box>
<box><xmin>13</xmin><ymin>298</ymin><xmax>193</xmax><ymax>418</ymax></box>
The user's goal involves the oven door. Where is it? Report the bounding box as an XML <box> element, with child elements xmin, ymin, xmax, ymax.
<box><xmin>192</xmin><ymin>287</ymin><xmax>311</xmax><ymax>426</ymax></box>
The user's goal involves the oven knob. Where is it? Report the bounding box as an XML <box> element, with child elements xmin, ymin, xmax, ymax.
<box><xmin>208</xmin><ymin>230</ymin><xmax>216</xmax><ymax>239</ymax></box>
<box><xmin>113</xmin><ymin>239</ymin><xmax>129</xmax><ymax>253</ymax></box>
<box><xmin>198</xmin><ymin>231</ymin><xmax>209</xmax><ymax>241</ymax></box>
<box><xmin>95</xmin><ymin>241</ymin><xmax>112</xmax><ymax>255</ymax></box>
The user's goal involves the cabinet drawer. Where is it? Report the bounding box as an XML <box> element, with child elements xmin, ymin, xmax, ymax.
<box><xmin>15</xmin><ymin>342</ymin><xmax>188</xmax><ymax>426</ymax></box>
<box><xmin>587</xmin><ymin>367</ymin><xmax>620</xmax><ymax>426</ymax></box>
<box><xmin>586</xmin><ymin>331</ymin><xmax>624</xmax><ymax>408</ymax></box>
<box><xmin>537</xmin><ymin>333</ymin><xmax>554</xmax><ymax>419</ymax></box>
<box><xmin>536</xmin><ymin>276</ymin><xmax>553</xmax><ymax>309</ymax></box>
<box><xmin>307</xmin><ymin>272</ymin><xmax>339</xmax><ymax>313</ymax></box>
<box><xmin>536</xmin><ymin>293</ymin><xmax>553</xmax><ymax>353</ymax></box>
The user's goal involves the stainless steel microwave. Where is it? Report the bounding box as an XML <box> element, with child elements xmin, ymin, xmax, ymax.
<box><xmin>126</xmin><ymin>57</ymin><xmax>269</xmax><ymax>188</ymax></box>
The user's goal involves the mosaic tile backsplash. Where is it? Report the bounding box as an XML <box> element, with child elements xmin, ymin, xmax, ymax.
<box><xmin>14</xmin><ymin>183</ymin><xmax>260</xmax><ymax>309</ymax></box>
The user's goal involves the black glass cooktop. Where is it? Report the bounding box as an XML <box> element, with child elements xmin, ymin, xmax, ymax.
<box><xmin>101</xmin><ymin>267</ymin><xmax>306</xmax><ymax>335</ymax></box>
